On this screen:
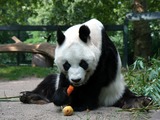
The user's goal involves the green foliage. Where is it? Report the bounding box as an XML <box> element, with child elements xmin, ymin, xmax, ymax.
<box><xmin>1</xmin><ymin>0</ymin><xmax>159</xmax><ymax>25</ymax></box>
<box><xmin>24</xmin><ymin>31</ymin><xmax>45</xmax><ymax>44</ymax></box>
<box><xmin>0</xmin><ymin>0</ymin><xmax>132</xmax><ymax>25</ymax></box>
<box><xmin>0</xmin><ymin>0</ymin><xmax>39</xmax><ymax>25</ymax></box>
<box><xmin>0</xmin><ymin>53</ymin><xmax>17</xmax><ymax>65</ymax></box>
<box><xmin>125</xmin><ymin>58</ymin><xmax>160</xmax><ymax>105</ymax></box>
<box><xmin>24</xmin><ymin>31</ymin><xmax>57</xmax><ymax>44</ymax></box>
<box><xmin>27</xmin><ymin>1</ymin><xmax>54</xmax><ymax>25</ymax></box>
<box><xmin>49</xmin><ymin>0</ymin><xmax>130</xmax><ymax>25</ymax></box>
<box><xmin>132</xmin><ymin>58</ymin><xmax>144</xmax><ymax>70</ymax></box>
<box><xmin>110</xmin><ymin>31</ymin><xmax>123</xmax><ymax>56</ymax></box>
<box><xmin>0</xmin><ymin>66</ymin><xmax>57</xmax><ymax>80</ymax></box>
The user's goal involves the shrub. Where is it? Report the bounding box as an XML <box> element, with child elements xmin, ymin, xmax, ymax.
<box><xmin>125</xmin><ymin>57</ymin><xmax>160</xmax><ymax>105</ymax></box>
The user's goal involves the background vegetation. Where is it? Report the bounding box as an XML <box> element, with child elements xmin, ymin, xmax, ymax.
<box><xmin>125</xmin><ymin>58</ymin><xmax>160</xmax><ymax>105</ymax></box>
<box><xmin>0</xmin><ymin>0</ymin><xmax>159</xmax><ymax>106</ymax></box>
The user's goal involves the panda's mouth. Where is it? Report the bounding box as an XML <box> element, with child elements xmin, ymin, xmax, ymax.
<box><xmin>71</xmin><ymin>80</ymin><xmax>88</xmax><ymax>87</ymax></box>
<box><xmin>72</xmin><ymin>83</ymin><xmax>81</xmax><ymax>87</ymax></box>
<box><xmin>72</xmin><ymin>83</ymin><xmax>84</xmax><ymax>87</ymax></box>
<box><xmin>70</xmin><ymin>81</ymin><xmax>82</xmax><ymax>87</ymax></box>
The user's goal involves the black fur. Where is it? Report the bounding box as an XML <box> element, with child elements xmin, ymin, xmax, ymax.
<box><xmin>93</xmin><ymin>28</ymin><xmax>118</xmax><ymax>86</ymax></box>
<box><xmin>57</xmin><ymin>28</ymin><xmax>65</xmax><ymax>45</ymax></box>
<box><xmin>79</xmin><ymin>25</ymin><xmax>90</xmax><ymax>43</ymax></box>
<box><xmin>79</xmin><ymin>59</ymin><xmax>88</xmax><ymax>70</ymax></box>
<box><xmin>20</xmin><ymin>74</ymin><xmax>57</xmax><ymax>104</ymax></box>
<box><xmin>63</xmin><ymin>61</ymin><xmax>71</xmax><ymax>71</ymax></box>
<box><xmin>20</xmin><ymin>25</ymin><xmax>151</xmax><ymax>111</ymax></box>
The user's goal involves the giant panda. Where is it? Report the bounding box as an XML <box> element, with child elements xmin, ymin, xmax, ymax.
<box><xmin>20</xmin><ymin>19</ymin><xmax>151</xmax><ymax>111</ymax></box>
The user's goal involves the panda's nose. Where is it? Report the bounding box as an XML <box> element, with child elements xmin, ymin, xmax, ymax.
<box><xmin>71</xmin><ymin>78</ymin><xmax>81</xmax><ymax>83</ymax></box>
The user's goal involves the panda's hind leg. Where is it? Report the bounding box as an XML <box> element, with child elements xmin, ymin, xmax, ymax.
<box><xmin>20</xmin><ymin>74</ymin><xmax>57</xmax><ymax>104</ymax></box>
<box><xmin>114</xmin><ymin>87</ymin><xmax>152</xmax><ymax>109</ymax></box>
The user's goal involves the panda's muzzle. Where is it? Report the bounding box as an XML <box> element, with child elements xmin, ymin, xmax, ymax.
<box><xmin>71</xmin><ymin>78</ymin><xmax>81</xmax><ymax>83</ymax></box>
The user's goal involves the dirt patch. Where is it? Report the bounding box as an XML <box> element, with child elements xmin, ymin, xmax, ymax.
<box><xmin>0</xmin><ymin>78</ymin><xmax>159</xmax><ymax>120</ymax></box>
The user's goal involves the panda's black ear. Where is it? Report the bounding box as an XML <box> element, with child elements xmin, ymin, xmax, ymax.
<box><xmin>79</xmin><ymin>25</ymin><xmax>90</xmax><ymax>43</ymax></box>
<box><xmin>57</xmin><ymin>28</ymin><xmax>65</xmax><ymax>45</ymax></box>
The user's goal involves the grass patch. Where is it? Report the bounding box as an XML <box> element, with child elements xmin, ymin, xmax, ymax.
<box><xmin>0</xmin><ymin>66</ymin><xmax>58</xmax><ymax>80</ymax></box>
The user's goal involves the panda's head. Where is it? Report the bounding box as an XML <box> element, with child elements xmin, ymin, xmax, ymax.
<box><xmin>55</xmin><ymin>19</ymin><xmax>102</xmax><ymax>87</ymax></box>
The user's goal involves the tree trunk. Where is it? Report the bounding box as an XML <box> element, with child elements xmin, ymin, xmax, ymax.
<box><xmin>132</xmin><ymin>0</ymin><xmax>152</xmax><ymax>60</ymax></box>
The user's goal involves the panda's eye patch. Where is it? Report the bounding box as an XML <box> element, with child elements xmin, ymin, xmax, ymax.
<box><xmin>79</xmin><ymin>60</ymin><xmax>88</xmax><ymax>70</ymax></box>
<box><xmin>63</xmin><ymin>61</ymin><xmax>71</xmax><ymax>71</ymax></box>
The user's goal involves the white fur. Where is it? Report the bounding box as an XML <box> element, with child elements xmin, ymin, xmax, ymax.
<box><xmin>98</xmin><ymin>54</ymin><xmax>125</xmax><ymax>106</ymax></box>
<box><xmin>54</xmin><ymin>19</ymin><xmax>103</xmax><ymax>86</ymax></box>
<box><xmin>55</xmin><ymin>74</ymin><xmax>60</xmax><ymax>90</ymax></box>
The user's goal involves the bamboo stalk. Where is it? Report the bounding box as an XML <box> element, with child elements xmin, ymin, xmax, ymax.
<box><xmin>0</xmin><ymin>96</ymin><xmax>20</xmax><ymax>99</ymax></box>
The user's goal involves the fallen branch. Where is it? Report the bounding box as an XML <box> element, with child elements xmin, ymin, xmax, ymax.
<box><xmin>0</xmin><ymin>95</ymin><xmax>20</xmax><ymax>102</ymax></box>
<box><xmin>0</xmin><ymin>36</ymin><xmax>55</xmax><ymax>59</ymax></box>
<box><xmin>12</xmin><ymin>36</ymin><xmax>22</xmax><ymax>43</ymax></box>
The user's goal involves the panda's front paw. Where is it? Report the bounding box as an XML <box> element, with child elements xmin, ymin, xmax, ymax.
<box><xmin>122</xmin><ymin>96</ymin><xmax>152</xmax><ymax>109</ymax></box>
<box><xmin>73</xmin><ymin>106</ymin><xmax>88</xmax><ymax>111</ymax></box>
<box><xmin>73</xmin><ymin>104</ymin><xmax>98</xmax><ymax>111</ymax></box>
<box><xmin>53</xmin><ymin>88</ymin><xmax>70</xmax><ymax>106</ymax></box>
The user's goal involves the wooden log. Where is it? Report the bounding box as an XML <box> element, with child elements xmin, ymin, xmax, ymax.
<box><xmin>32</xmin><ymin>54</ymin><xmax>53</xmax><ymax>67</ymax></box>
<box><xmin>0</xmin><ymin>36</ymin><xmax>56</xmax><ymax>67</ymax></box>
<box><xmin>0</xmin><ymin>42</ymin><xmax>55</xmax><ymax>59</ymax></box>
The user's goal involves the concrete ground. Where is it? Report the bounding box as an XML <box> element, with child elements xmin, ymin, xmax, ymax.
<box><xmin>0</xmin><ymin>78</ymin><xmax>159</xmax><ymax>120</ymax></box>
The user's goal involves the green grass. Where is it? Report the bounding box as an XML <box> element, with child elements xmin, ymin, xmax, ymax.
<box><xmin>0</xmin><ymin>66</ymin><xmax>58</xmax><ymax>80</ymax></box>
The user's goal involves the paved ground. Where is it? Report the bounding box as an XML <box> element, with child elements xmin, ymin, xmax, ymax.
<box><xmin>0</xmin><ymin>78</ymin><xmax>159</xmax><ymax>120</ymax></box>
